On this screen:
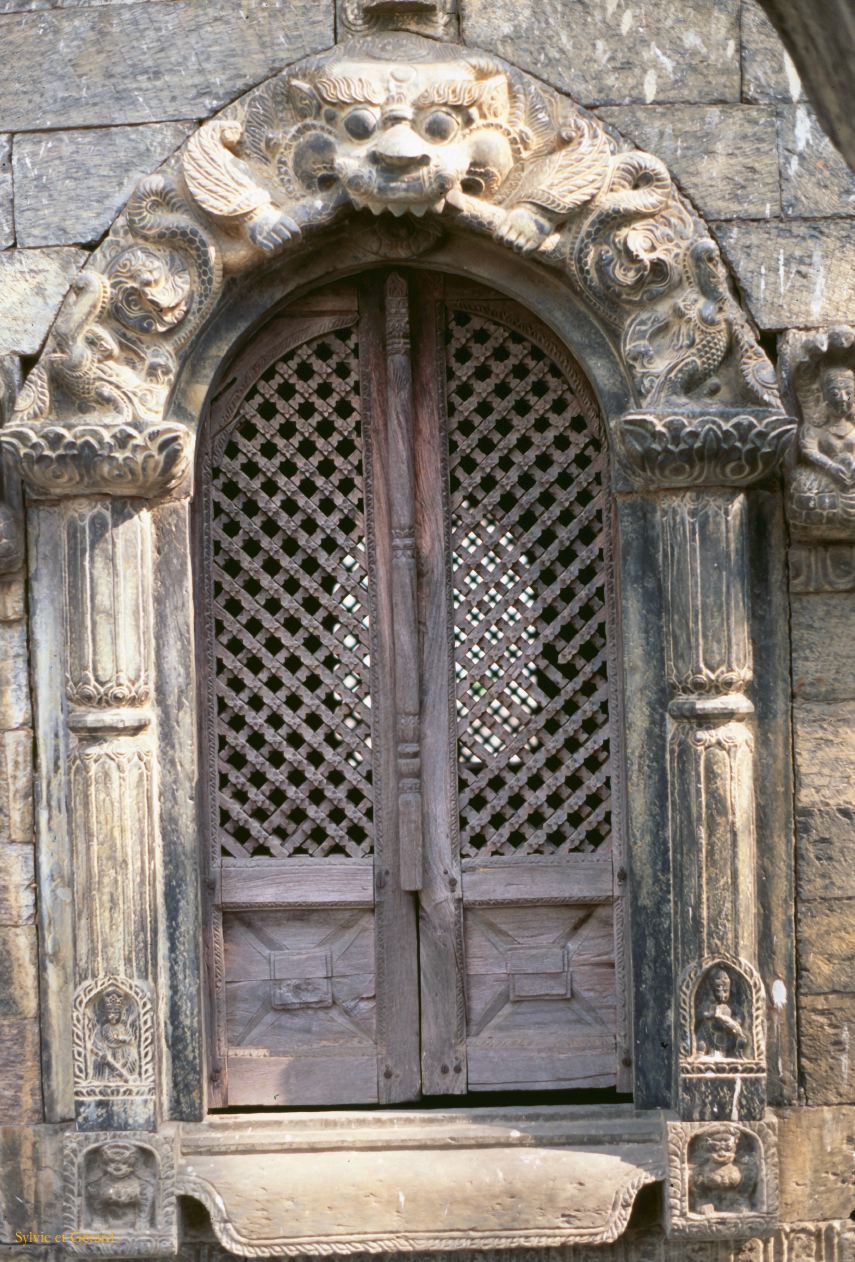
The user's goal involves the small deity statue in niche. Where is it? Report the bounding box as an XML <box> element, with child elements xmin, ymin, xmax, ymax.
<box><xmin>788</xmin><ymin>359</ymin><xmax>855</xmax><ymax>534</ymax></box>
<box><xmin>84</xmin><ymin>1142</ymin><xmax>156</xmax><ymax>1231</ymax></box>
<box><xmin>90</xmin><ymin>985</ymin><xmax>140</xmax><ymax>1083</ymax></box>
<box><xmin>694</xmin><ymin>966</ymin><xmax>748</xmax><ymax>1059</ymax></box>
<box><xmin>688</xmin><ymin>1128</ymin><xmax>756</xmax><ymax>1216</ymax></box>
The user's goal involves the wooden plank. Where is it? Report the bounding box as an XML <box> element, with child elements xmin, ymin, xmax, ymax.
<box><xmin>468</xmin><ymin>1045</ymin><xmax>616</xmax><ymax>1091</ymax></box>
<box><xmin>227</xmin><ymin>1053</ymin><xmax>379</xmax><ymax>1107</ymax></box>
<box><xmin>462</xmin><ymin>856</ymin><xmax>613</xmax><ymax>905</ymax></box>
<box><xmin>360</xmin><ymin>274</ymin><xmax>421</xmax><ymax>1104</ymax></box>
<box><xmin>221</xmin><ymin>859</ymin><xmax>375</xmax><ymax>909</ymax></box>
<box><xmin>412</xmin><ymin>274</ymin><xmax>468</xmax><ymax>1096</ymax></box>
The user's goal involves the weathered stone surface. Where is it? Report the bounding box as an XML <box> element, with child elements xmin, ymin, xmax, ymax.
<box><xmin>778</xmin><ymin>1106</ymin><xmax>855</xmax><ymax>1220</ymax></box>
<box><xmin>741</xmin><ymin>0</ymin><xmax>803</xmax><ymax>103</ymax></box>
<box><xmin>14</xmin><ymin>121</ymin><xmax>195</xmax><ymax>247</ymax></box>
<box><xmin>460</xmin><ymin>0</ymin><xmax>741</xmax><ymax>105</ymax></box>
<box><xmin>797</xmin><ymin>806</ymin><xmax>855</xmax><ymax>901</ymax></box>
<box><xmin>0</xmin><ymin>1020</ymin><xmax>41</xmax><ymax>1124</ymax></box>
<box><xmin>0</xmin><ymin>136</ymin><xmax>12</xmax><ymax>251</ymax></box>
<box><xmin>797</xmin><ymin>897</ymin><xmax>855</xmax><ymax>994</ymax></box>
<box><xmin>800</xmin><ymin>995</ymin><xmax>855</xmax><ymax>1105</ymax></box>
<box><xmin>791</xmin><ymin>592</ymin><xmax>855</xmax><ymax>700</ymax></box>
<box><xmin>0</xmin><ymin>2</ymin><xmax>333</xmax><ymax>131</ymax></box>
<box><xmin>0</xmin><ymin>615</ymin><xmax>31</xmax><ymax>731</ymax></box>
<box><xmin>0</xmin><ymin>1125</ymin><xmax>36</xmax><ymax>1242</ymax></box>
<box><xmin>598</xmin><ymin>104</ymin><xmax>780</xmax><ymax>219</ymax></box>
<box><xmin>793</xmin><ymin>701</ymin><xmax>855</xmax><ymax>807</ymax></box>
<box><xmin>779</xmin><ymin>105</ymin><xmax>855</xmax><ymax>218</ymax></box>
<box><xmin>0</xmin><ymin>846</ymin><xmax>34</xmax><ymax>927</ymax></box>
<box><xmin>0</xmin><ymin>926</ymin><xmax>38</xmax><ymax>1018</ymax></box>
<box><xmin>713</xmin><ymin>220</ymin><xmax>855</xmax><ymax>329</ymax></box>
<box><xmin>0</xmin><ymin>248</ymin><xmax>86</xmax><ymax>356</ymax></box>
<box><xmin>0</xmin><ymin>730</ymin><xmax>33</xmax><ymax>846</ymax></box>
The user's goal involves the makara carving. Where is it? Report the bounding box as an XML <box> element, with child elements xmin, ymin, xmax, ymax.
<box><xmin>780</xmin><ymin>326</ymin><xmax>855</xmax><ymax>540</ymax></box>
<box><xmin>63</xmin><ymin>1132</ymin><xmax>176</xmax><ymax>1256</ymax></box>
<box><xmin>72</xmin><ymin>978</ymin><xmax>155</xmax><ymax>1102</ymax></box>
<box><xmin>666</xmin><ymin>1120</ymin><xmax>778</xmax><ymax>1239</ymax></box>
<box><xmin>4</xmin><ymin>34</ymin><xmax>786</xmax><ymax>500</ymax></box>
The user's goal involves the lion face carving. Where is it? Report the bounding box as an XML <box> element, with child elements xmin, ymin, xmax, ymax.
<box><xmin>286</xmin><ymin>55</ymin><xmax>516</xmax><ymax>216</ymax></box>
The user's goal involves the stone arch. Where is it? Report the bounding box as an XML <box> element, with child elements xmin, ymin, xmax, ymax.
<box><xmin>1</xmin><ymin>30</ymin><xmax>793</xmax><ymax>495</ymax></box>
<box><xmin>0</xmin><ymin>34</ymin><xmax>796</xmax><ymax>1199</ymax></box>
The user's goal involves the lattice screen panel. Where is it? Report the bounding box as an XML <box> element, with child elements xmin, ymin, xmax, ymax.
<box><xmin>446</xmin><ymin>310</ymin><xmax>611</xmax><ymax>859</ymax></box>
<box><xmin>211</xmin><ymin>327</ymin><xmax>374</xmax><ymax>860</ymax></box>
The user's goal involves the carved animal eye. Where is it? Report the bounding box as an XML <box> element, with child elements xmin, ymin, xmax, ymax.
<box><xmin>421</xmin><ymin>110</ymin><xmax>458</xmax><ymax>143</ymax></box>
<box><xmin>344</xmin><ymin>109</ymin><xmax>378</xmax><ymax>141</ymax></box>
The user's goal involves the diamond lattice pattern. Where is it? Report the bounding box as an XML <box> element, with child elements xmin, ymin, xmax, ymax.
<box><xmin>446</xmin><ymin>310</ymin><xmax>611</xmax><ymax>858</ymax></box>
<box><xmin>211</xmin><ymin>327</ymin><xmax>373</xmax><ymax>859</ymax></box>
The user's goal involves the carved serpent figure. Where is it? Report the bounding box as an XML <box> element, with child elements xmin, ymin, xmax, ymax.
<box><xmin>572</xmin><ymin>152</ymin><xmax>673</xmax><ymax>329</ymax></box>
<box><xmin>115</xmin><ymin>173</ymin><xmax>222</xmax><ymax>354</ymax></box>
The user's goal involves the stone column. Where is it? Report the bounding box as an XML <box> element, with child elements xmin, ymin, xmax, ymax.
<box><xmin>1</xmin><ymin>419</ymin><xmax>192</xmax><ymax>1140</ymax></box>
<box><xmin>616</xmin><ymin>406</ymin><xmax>795</xmax><ymax>1128</ymax></box>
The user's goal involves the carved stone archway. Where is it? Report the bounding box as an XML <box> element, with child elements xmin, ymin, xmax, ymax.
<box><xmin>0</xmin><ymin>30</ymin><xmax>798</xmax><ymax>1257</ymax></box>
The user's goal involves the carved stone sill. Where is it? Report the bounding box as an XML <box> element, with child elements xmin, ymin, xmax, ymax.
<box><xmin>176</xmin><ymin>1107</ymin><xmax>665</xmax><ymax>1256</ymax></box>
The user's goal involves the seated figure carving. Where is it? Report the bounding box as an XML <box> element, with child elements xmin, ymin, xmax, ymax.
<box><xmin>789</xmin><ymin>365</ymin><xmax>855</xmax><ymax>531</ymax></box>
<box><xmin>694</xmin><ymin>966</ymin><xmax>748</xmax><ymax>1060</ymax></box>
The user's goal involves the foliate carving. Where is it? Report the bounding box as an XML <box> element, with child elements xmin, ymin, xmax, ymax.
<box><xmin>12</xmin><ymin>33</ymin><xmax>778</xmax><ymax>478</ymax></box>
<box><xmin>63</xmin><ymin>1132</ymin><xmax>176</xmax><ymax>1256</ymax></box>
<box><xmin>1</xmin><ymin>420</ymin><xmax>192</xmax><ymax>498</ymax></box>
<box><xmin>63</xmin><ymin>501</ymin><xmax>152</xmax><ymax>711</ymax></box>
<box><xmin>72</xmin><ymin>977</ymin><xmax>155</xmax><ymax>1101</ymax></box>
<box><xmin>789</xmin><ymin>542</ymin><xmax>855</xmax><ymax>592</ymax></box>
<box><xmin>338</xmin><ymin>0</ymin><xmax>458</xmax><ymax>38</ymax></box>
<box><xmin>666</xmin><ymin>1120</ymin><xmax>778</xmax><ymax>1239</ymax></box>
<box><xmin>615</xmin><ymin>411</ymin><xmax>796</xmax><ymax>491</ymax></box>
<box><xmin>780</xmin><ymin>326</ymin><xmax>855</xmax><ymax>540</ymax></box>
<box><xmin>679</xmin><ymin>956</ymin><xmax>766</xmax><ymax>1074</ymax></box>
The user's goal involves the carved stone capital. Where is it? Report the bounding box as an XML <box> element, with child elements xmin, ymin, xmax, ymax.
<box><xmin>63</xmin><ymin>1131</ymin><xmax>177</xmax><ymax>1256</ymax></box>
<box><xmin>0</xmin><ymin>420</ymin><xmax>193</xmax><ymax>500</ymax></box>
<box><xmin>780</xmin><ymin>326</ymin><xmax>855</xmax><ymax>541</ymax></box>
<box><xmin>614</xmin><ymin>410</ymin><xmax>796</xmax><ymax>491</ymax></box>
<box><xmin>666</xmin><ymin>1119</ymin><xmax>778</xmax><ymax>1239</ymax></box>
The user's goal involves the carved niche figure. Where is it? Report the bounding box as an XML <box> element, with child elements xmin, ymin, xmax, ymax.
<box><xmin>781</xmin><ymin>325</ymin><xmax>855</xmax><ymax>539</ymax></box>
<box><xmin>83</xmin><ymin>1141</ymin><xmax>157</xmax><ymax>1231</ymax></box>
<box><xmin>72</xmin><ymin>977</ymin><xmax>154</xmax><ymax>1099</ymax></box>
<box><xmin>695</xmin><ymin>966</ymin><xmax>748</xmax><ymax>1059</ymax></box>
<box><xmin>688</xmin><ymin>1127</ymin><xmax>758</xmax><ymax>1216</ymax></box>
<box><xmin>679</xmin><ymin>955</ymin><xmax>765</xmax><ymax>1071</ymax></box>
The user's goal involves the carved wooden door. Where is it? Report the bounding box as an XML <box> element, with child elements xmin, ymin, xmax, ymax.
<box><xmin>200</xmin><ymin>271</ymin><xmax>626</xmax><ymax>1108</ymax></box>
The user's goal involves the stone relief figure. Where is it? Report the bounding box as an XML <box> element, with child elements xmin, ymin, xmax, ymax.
<box><xmin>687</xmin><ymin>1128</ymin><xmax>758</xmax><ymax>1217</ymax></box>
<box><xmin>72</xmin><ymin>977</ymin><xmax>155</xmax><ymax>1099</ymax></box>
<box><xmin>83</xmin><ymin>1141</ymin><xmax>157</xmax><ymax>1231</ymax></box>
<box><xmin>89</xmin><ymin>985</ymin><xmax>140</xmax><ymax>1083</ymax></box>
<box><xmin>781</xmin><ymin>325</ymin><xmax>855</xmax><ymax>539</ymax></box>
<box><xmin>694</xmin><ymin>966</ymin><xmax>748</xmax><ymax>1059</ymax></box>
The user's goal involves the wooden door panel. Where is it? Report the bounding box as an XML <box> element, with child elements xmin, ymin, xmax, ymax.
<box><xmin>223</xmin><ymin>908</ymin><xmax>378</xmax><ymax>1106</ymax></box>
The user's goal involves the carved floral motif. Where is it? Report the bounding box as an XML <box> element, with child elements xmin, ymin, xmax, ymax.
<box><xmin>0</xmin><ymin>420</ymin><xmax>192</xmax><ymax>498</ymax></box>
<box><xmin>63</xmin><ymin>1132</ymin><xmax>176</xmax><ymax>1256</ymax></box>
<box><xmin>6</xmin><ymin>33</ymin><xmax>784</xmax><ymax>499</ymax></box>
<box><xmin>72</xmin><ymin>977</ymin><xmax>155</xmax><ymax>1102</ymax></box>
<box><xmin>616</xmin><ymin>411</ymin><xmax>796</xmax><ymax>490</ymax></box>
<box><xmin>667</xmin><ymin>1120</ymin><xmax>778</xmax><ymax>1239</ymax></box>
<box><xmin>781</xmin><ymin>326</ymin><xmax>855</xmax><ymax>540</ymax></box>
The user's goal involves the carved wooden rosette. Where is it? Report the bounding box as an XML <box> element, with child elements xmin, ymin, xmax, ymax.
<box><xmin>659</xmin><ymin>490</ymin><xmax>765</xmax><ymax>1122</ymax></box>
<box><xmin>665</xmin><ymin>1119</ymin><xmax>778</xmax><ymax>1240</ymax></box>
<box><xmin>62</xmin><ymin>1130</ymin><xmax>177</xmax><ymax>1256</ymax></box>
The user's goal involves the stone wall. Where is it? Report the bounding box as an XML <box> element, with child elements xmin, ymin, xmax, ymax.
<box><xmin>1</xmin><ymin>0</ymin><xmax>854</xmax><ymax>1251</ymax></box>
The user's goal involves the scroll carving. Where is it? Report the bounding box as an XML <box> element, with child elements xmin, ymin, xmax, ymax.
<box><xmin>72</xmin><ymin>977</ymin><xmax>155</xmax><ymax>1102</ymax></box>
<box><xmin>63</xmin><ymin>1132</ymin><xmax>176</xmax><ymax>1256</ymax></box>
<box><xmin>666</xmin><ymin>1120</ymin><xmax>778</xmax><ymax>1239</ymax></box>
<box><xmin>5</xmin><ymin>34</ymin><xmax>785</xmax><ymax>499</ymax></box>
<box><xmin>780</xmin><ymin>326</ymin><xmax>855</xmax><ymax>540</ymax></box>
